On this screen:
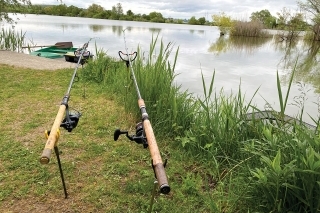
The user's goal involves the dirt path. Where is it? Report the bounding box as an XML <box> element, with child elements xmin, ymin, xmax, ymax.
<box><xmin>0</xmin><ymin>50</ymin><xmax>75</xmax><ymax>70</ymax></box>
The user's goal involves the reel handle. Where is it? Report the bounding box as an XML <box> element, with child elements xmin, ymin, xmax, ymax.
<box><xmin>114</xmin><ymin>129</ymin><xmax>129</xmax><ymax>141</ymax></box>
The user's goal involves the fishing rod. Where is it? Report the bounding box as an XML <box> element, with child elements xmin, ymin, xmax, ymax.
<box><xmin>114</xmin><ymin>29</ymin><xmax>170</xmax><ymax>195</ymax></box>
<box><xmin>39</xmin><ymin>38</ymin><xmax>93</xmax><ymax>198</ymax></box>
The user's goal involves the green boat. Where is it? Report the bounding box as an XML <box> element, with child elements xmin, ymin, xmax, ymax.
<box><xmin>29</xmin><ymin>42</ymin><xmax>78</xmax><ymax>59</ymax></box>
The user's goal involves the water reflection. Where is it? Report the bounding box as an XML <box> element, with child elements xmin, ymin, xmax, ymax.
<box><xmin>89</xmin><ymin>24</ymin><xmax>106</xmax><ymax>32</ymax></box>
<box><xmin>112</xmin><ymin>25</ymin><xmax>124</xmax><ymax>36</ymax></box>
<box><xmin>208</xmin><ymin>36</ymin><xmax>272</xmax><ymax>55</ymax></box>
<box><xmin>149</xmin><ymin>28</ymin><xmax>161</xmax><ymax>33</ymax></box>
<box><xmin>277</xmin><ymin>39</ymin><xmax>320</xmax><ymax>92</ymax></box>
<box><xmin>55</xmin><ymin>23</ymin><xmax>84</xmax><ymax>31</ymax></box>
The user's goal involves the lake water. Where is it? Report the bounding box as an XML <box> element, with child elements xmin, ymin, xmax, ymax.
<box><xmin>4</xmin><ymin>14</ymin><xmax>320</xmax><ymax>124</ymax></box>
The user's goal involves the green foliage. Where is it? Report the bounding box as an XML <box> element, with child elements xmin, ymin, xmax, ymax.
<box><xmin>149</xmin><ymin>11</ymin><xmax>165</xmax><ymax>23</ymax></box>
<box><xmin>250</xmin><ymin>9</ymin><xmax>277</xmax><ymax>29</ymax></box>
<box><xmin>87</xmin><ymin>4</ymin><xmax>105</xmax><ymax>18</ymax></box>
<box><xmin>188</xmin><ymin>16</ymin><xmax>199</xmax><ymax>25</ymax></box>
<box><xmin>212</xmin><ymin>12</ymin><xmax>234</xmax><ymax>34</ymax></box>
<box><xmin>187</xmin><ymin>16</ymin><xmax>206</xmax><ymax>25</ymax></box>
<box><xmin>198</xmin><ymin>17</ymin><xmax>206</xmax><ymax>25</ymax></box>
<box><xmin>0</xmin><ymin>0</ymin><xmax>31</xmax><ymax>24</ymax></box>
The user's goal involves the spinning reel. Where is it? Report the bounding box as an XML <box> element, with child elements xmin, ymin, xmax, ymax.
<box><xmin>60</xmin><ymin>106</ymin><xmax>81</xmax><ymax>132</ymax></box>
<box><xmin>114</xmin><ymin>122</ymin><xmax>148</xmax><ymax>148</ymax></box>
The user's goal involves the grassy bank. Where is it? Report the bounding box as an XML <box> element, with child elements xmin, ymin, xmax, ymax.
<box><xmin>0</xmin><ymin>63</ymin><xmax>213</xmax><ymax>212</ymax></box>
<box><xmin>1</xmin><ymin>36</ymin><xmax>320</xmax><ymax>212</ymax></box>
<box><xmin>80</xmin><ymin>37</ymin><xmax>320</xmax><ymax>212</ymax></box>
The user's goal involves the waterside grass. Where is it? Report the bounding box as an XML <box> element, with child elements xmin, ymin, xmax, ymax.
<box><xmin>0</xmin><ymin>28</ymin><xmax>26</xmax><ymax>52</ymax></box>
<box><xmin>81</xmin><ymin>37</ymin><xmax>320</xmax><ymax>212</ymax></box>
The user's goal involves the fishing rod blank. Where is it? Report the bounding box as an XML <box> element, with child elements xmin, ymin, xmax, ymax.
<box><xmin>40</xmin><ymin>40</ymin><xmax>91</xmax><ymax>164</ymax></box>
<box><xmin>115</xmin><ymin>30</ymin><xmax>170</xmax><ymax>194</ymax></box>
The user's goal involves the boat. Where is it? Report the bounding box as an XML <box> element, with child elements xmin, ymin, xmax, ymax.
<box><xmin>64</xmin><ymin>49</ymin><xmax>93</xmax><ymax>64</ymax></box>
<box><xmin>29</xmin><ymin>42</ymin><xmax>77</xmax><ymax>59</ymax></box>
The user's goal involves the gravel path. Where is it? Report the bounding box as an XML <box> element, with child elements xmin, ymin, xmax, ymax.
<box><xmin>0</xmin><ymin>50</ymin><xmax>75</xmax><ymax>70</ymax></box>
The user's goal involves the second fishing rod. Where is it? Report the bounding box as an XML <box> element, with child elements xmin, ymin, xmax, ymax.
<box><xmin>115</xmin><ymin>29</ymin><xmax>170</xmax><ymax>194</ymax></box>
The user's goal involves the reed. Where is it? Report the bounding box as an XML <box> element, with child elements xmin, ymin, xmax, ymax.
<box><xmin>230</xmin><ymin>20</ymin><xmax>270</xmax><ymax>37</ymax></box>
<box><xmin>0</xmin><ymin>28</ymin><xmax>26</xmax><ymax>52</ymax></box>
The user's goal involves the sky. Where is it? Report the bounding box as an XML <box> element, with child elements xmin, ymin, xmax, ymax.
<box><xmin>30</xmin><ymin>0</ymin><xmax>300</xmax><ymax>19</ymax></box>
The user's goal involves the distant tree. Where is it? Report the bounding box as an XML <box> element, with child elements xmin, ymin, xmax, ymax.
<box><xmin>142</xmin><ymin>14</ymin><xmax>150</xmax><ymax>21</ymax></box>
<box><xmin>67</xmin><ymin>5</ymin><xmax>81</xmax><ymax>17</ymax></box>
<box><xmin>111</xmin><ymin>3</ymin><xmax>123</xmax><ymax>20</ymax></box>
<box><xmin>250</xmin><ymin>9</ymin><xmax>277</xmax><ymax>28</ymax></box>
<box><xmin>198</xmin><ymin>17</ymin><xmax>206</xmax><ymax>25</ymax></box>
<box><xmin>87</xmin><ymin>4</ymin><xmax>104</xmax><ymax>18</ymax></box>
<box><xmin>188</xmin><ymin>16</ymin><xmax>199</xmax><ymax>25</ymax></box>
<box><xmin>54</xmin><ymin>4</ymin><xmax>68</xmax><ymax>16</ymax></box>
<box><xmin>149</xmin><ymin>11</ymin><xmax>164</xmax><ymax>22</ymax></box>
<box><xmin>126</xmin><ymin>10</ymin><xmax>134</xmax><ymax>16</ymax></box>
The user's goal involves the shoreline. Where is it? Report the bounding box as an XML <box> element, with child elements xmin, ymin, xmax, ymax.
<box><xmin>0</xmin><ymin>50</ymin><xmax>75</xmax><ymax>70</ymax></box>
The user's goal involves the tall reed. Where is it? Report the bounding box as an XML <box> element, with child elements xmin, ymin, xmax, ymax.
<box><xmin>0</xmin><ymin>28</ymin><xmax>26</xmax><ymax>52</ymax></box>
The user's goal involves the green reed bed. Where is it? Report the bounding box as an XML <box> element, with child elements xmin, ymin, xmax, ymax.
<box><xmin>82</xmin><ymin>37</ymin><xmax>320</xmax><ymax>212</ymax></box>
<box><xmin>0</xmin><ymin>28</ymin><xmax>26</xmax><ymax>52</ymax></box>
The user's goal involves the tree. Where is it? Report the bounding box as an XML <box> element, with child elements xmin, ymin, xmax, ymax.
<box><xmin>149</xmin><ymin>11</ymin><xmax>164</xmax><ymax>23</ymax></box>
<box><xmin>126</xmin><ymin>10</ymin><xmax>133</xmax><ymax>16</ymax></box>
<box><xmin>111</xmin><ymin>3</ymin><xmax>123</xmax><ymax>20</ymax></box>
<box><xmin>298</xmin><ymin>0</ymin><xmax>320</xmax><ymax>40</ymax></box>
<box><xmin>250</xmin><ymin>9</ymin><xmax>277</xmax><ymax>28</ymax></box>
<box><xmin>198</xmin><ymin>17</ymin><xmax>206</xmax><ymax>25</ymax></box>
<box><xmin>1</xmin><ymin>0</ymin><xmax>64</xmax><ymax>24</ymax></box>
<box><xmin>67</xmin><ymin>5</ymin><xmax>82</xmax><ymax>17</ymax></box>
<box><xmin>276</xmin><ymin>7</ymin><xmax>307</xmax><ymax>41</ymax></box>
<box><xmin>87</xmin><ymin>3</ymin><xmax>104</xmax><ymax>18</ymax></box>
<box><xmin>188</xmin><ymin>16</ymin><xmax>199</xmax><ymax>25</ymax></box>
<box><xmin>0</xmin><ymin>0</ymin><xmax>31</xmax><ymax>24</ymax></box>
<box><xmin>212</xmin><ymin>12</ymin><xmax>233</xmax><ymax>35</ymax></box>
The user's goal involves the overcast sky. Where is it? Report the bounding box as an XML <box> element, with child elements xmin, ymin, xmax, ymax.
<box><xmin>31</xmin><ymin>0</ymin><xmax>300</xmax><ymax>19</ymax></box>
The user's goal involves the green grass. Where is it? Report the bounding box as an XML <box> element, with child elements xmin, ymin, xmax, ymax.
<box><xmin>0</xmin><ymin>64</ymin><xmax>217</xmax><ymax>212</ymax></box>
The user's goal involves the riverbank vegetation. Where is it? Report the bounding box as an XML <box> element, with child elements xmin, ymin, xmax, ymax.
<box><xmin>0</xmin><ymin>28</ymin><xmax>26</xmax><ymax>51</ymax></box>
<box><xmin>1</xmin><ymin>34</ymin><xmax>319</xmax><ymax>212</ymax></box>
<box><xmin>83</xmin><ymin>36</ymin><xmax>320</xmax><ymax>212</ymax></box>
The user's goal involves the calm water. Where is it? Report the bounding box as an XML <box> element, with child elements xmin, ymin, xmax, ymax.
<box><xmin>5</xmin><ymin>14</ymin><xmax>320</xmax><ymax>124</ymax></box>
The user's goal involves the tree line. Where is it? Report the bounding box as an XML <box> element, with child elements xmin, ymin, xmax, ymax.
<box><xmin>6</xmin><ymin>3</ymin><xmax>208</xmax><ymax>25</ymax></box>
<box><xmin>2</xmin><ymin>0</ymin><xmax>320</xmax><ymax>41</ymax></box>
